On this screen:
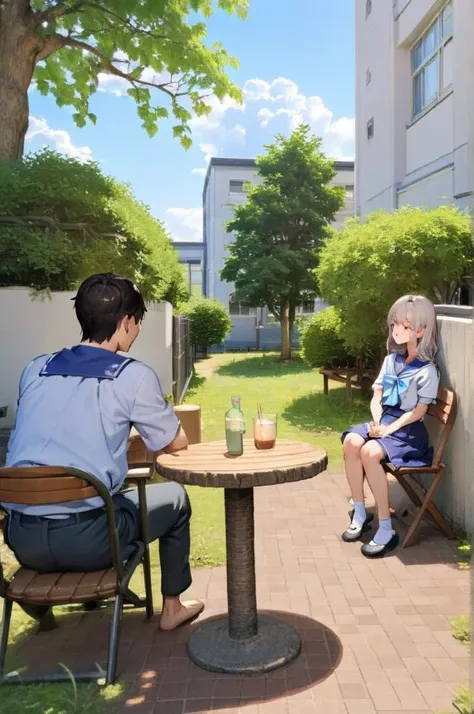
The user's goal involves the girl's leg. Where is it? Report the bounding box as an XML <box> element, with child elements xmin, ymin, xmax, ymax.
<box><xmin>343</xmin><ymin>433</ymin><xmax>366</xmax><ymax>503</ymax></box>
<box><xmin>342</xmin><ymin>434</ymin><xmax>373</xmax><ymax>540</ymax></box>
<box><xmin>360</xmin><ymin>442</ymin><xmax>397</xmax><ymax>548</ymax></box>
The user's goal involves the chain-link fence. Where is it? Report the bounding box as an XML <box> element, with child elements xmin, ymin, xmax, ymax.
<box><xmin>172</xmin><ymin>315</ymin><xmax>193</xmax><ymax>404</ymax></box>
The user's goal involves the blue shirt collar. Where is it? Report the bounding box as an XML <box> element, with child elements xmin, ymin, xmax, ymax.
<box><xmin>40</xmin><ymin>345</ymin><xmax>134</xmax><ymax>379</ymax></box>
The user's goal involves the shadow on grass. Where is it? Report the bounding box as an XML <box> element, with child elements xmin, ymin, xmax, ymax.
<box><xmin>282</xmin><ymin>387</ymin><xmax>370</xmax><ymax>435</ymax></box>
<box><xmin>216</xmin><ymin>353</ymin><xmax>312</xmax><ymax>379</ymax></box>
<box><xmin>184</xmin><ymin>370</ymin><xmax>206</xmax><ymax>398</ymax></box>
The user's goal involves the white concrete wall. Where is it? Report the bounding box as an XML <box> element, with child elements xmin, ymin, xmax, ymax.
<box><xmin>355</xmin><ymin>0</ymin><xmax>396</xmax><ymax>215</ymax></box>
<box><xmin>0</xmin><ymin>288</ymin><xmax>173</xmax><ymax>428</ymax></box>
<box><xmin>356</xmin><ymin>0</ymin><xmax>473</xmax><ymax>216</ymax></box>
<box><xmin>426</xmin><ymin>307</ymin><xmax>474</xmax><ymax>534</ymax></box>
<box><xmin>206</xmin><ymin>164</ymin><xmax>261</xmax><ymax>307</ymax></box>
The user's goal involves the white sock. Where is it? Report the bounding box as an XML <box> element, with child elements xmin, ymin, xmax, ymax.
<box><xmin>373</xmin><ymin>518</ymin><xmax>395</xmax><ymax>545</ymax></box>
<box><xmin>352</xmin><ymin>501</ymin><xmax>366</xmax><ymax>528</ymax></box>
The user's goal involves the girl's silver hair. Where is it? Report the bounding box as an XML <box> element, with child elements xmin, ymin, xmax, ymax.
<box><xmin>386</xmin><ymin>295</ymin><xmax>438</xmax><ymax>362</ymax></box>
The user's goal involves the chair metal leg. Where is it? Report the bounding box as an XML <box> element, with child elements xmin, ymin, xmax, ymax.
<box><xmin>106</xmin><ymin>594</ymin><xmax>123</xmax><ymax>685</ymax></box>
<box><xmin>0</xmin><ymin>598</ymin><xmax>13</xmax><ymax>678</ymax></box>
<box><xmin>143</xmin><ymin>546</ymin><xmax>154</xmax><ymax>619</ymax></box>
<box><xmin>137</xmin><ymin>478</ymin><xmax>154</xmax><ymax>618</ymax></box>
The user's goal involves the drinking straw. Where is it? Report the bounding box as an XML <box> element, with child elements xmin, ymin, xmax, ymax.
<box><xmin>257</xmin><ymin>402</ymin><xmax>263</xmax><ymax>420</ymax></box>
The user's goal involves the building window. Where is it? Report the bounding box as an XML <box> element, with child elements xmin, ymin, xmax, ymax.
<box><xmin>345</xmin><ymin>185</ymin><xmax>354</xmax><ymax>199</ymax></box>
<box><xmin>229</xmin><ymin>299</ymin><xmax>256</xmax><ymax>316</ymax></box>
<box><xmin>181</xmin><ymin>261</ymin><xmax>203</xmax><ymax>297</ymax></box>
<box><xmin>412</xmin><ymin>1</ymin><xmax>453</xmax><ymax>118</ymax></box>
<box><xmin>229</xmin><ymin>180</ymin><xmax>245</xmax><ymax>194</ymax></box>
<box><xmin>367</xmin><ymin>117</ymin><xmax>374</xmax><ymax>140</ymax></box>
<box><xmin>365</xmin><ymin>0</ymin><xmax>372</xmax><ymax>19</ymax></box>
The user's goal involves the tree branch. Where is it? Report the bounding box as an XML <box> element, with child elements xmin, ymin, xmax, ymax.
<box><xmin>38</xmin><ymin>1</ymin><xmax>87</xmax><ymax>22</ymax></box>
<box><xmin>52</xmin><ymin>35</ymin><xmax>186</xmax><ymax>98</ymax></box>
<box><xmin>82</xmin><ymin>3</ymin><xmax>172</xmax><ymax>42</ymax></box>
<box><xmin>35</xmin><ymin>33</ymin><xmax>65</xmax><ymax>63</ymax></box>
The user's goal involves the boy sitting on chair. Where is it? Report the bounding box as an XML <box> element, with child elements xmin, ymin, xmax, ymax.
<box><xmin>2</xmin><ymin>274</ymin><xmax>204</xmax><ymax>631</ymax></box>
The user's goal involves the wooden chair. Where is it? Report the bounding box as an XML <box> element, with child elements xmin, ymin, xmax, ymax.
<box><xmin>0</xmin><ymin>466</ymin><xmax>153</xmax><ymax>685</ymax></box>
<box><xmin>384</xmin><ymin>386</ymin><xmax>457</xmax><ymax>548</ymax></box>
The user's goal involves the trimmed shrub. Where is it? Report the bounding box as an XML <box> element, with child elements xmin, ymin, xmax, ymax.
<box><xmin>181</xmin><ymin>297</ymin><xmax>232</xmax><ymax>353</ymax></box>
<box><xmin>300</xmin><ymin>307</ymin><xmax>351</xmax><ymax>368</ymax></box>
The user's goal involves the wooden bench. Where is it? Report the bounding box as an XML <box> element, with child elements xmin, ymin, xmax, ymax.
<box><xmin>384</xmin><ymin>386</ymin><xmax>457</xmax><ymax>548</ymax></box>
<box><xmin>320</xmin><ymin>364</ymin><xmax>376</xmax><ymax>403</ymax></box>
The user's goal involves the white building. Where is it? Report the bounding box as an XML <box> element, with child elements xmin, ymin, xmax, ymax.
<box><xmin>355</xmin><ymin>0</ymin><xmax>473</xmax><ymax>218</ymax></box>
<box><xmin>203</xmin><ymin>158</ymin><xmax>354</xmax><ymax>336</ymax></box>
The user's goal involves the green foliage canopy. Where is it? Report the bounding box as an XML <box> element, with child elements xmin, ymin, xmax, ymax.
<box><xmin>0</xmin><ymin>149</ymin><xmax>188</xmax><ymax>302</ymax></box>
<box><xmin>26</xmin><ymin>0</ymin><xmax>248</xmax><ymax>145</ymax></box>
<box><xmin>316</xmin><ymin>206</ymin><xmax>473</xmax><ymax>357</ymax></box>
<box><xmin>221</xmin><ymin>125</ymin><xmax>345</xmax><ymax>359</ymax></box>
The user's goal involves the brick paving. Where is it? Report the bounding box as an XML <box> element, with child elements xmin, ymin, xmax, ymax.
<box><xmin>8</xmin><ymin>472</ymin><xmax>470</xmax><ymax>713</ymax></box>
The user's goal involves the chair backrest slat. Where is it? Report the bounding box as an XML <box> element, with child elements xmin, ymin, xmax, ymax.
<box><xmin>426</xmin><ymin>386</ymin><xmax>457</xmax><ymax>467</ymax></box>
<box><xmin>0</xmin><ymin>467</ymin><xmax>99</xmax><ymax>505</ymax></box>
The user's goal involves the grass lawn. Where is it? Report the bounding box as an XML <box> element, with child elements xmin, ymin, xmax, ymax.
<box><xmin>182</xmin><ymin>352</ymin><xmax>371</xmax><ymax>567</ymax></box>
<box><xmin>1</xmin><ymin>352</ymin><xmax>371</xmax><ymax>711</ymax></box>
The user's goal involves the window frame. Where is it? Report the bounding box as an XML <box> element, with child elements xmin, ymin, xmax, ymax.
<box><xmin>367</xmin><ymin>117</ymin><xmax>374</xmax><ymax>140</ymax></box>
<box><xmin>229</xmin><ymin>179</ymin><xmax>245</xmax><ymax>195</ymax></box>
<box><xmin>411</xmin><ymin>1</ymin><xmax>453</xmax><ymax>120</ymax></box>
<box><xmin>228</xmin><ymin>299</ymin><xmax>257</xmax><ymax>317</ymax></box>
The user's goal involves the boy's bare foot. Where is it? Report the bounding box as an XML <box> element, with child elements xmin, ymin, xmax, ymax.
<box><xmin>159</xmin><ymin>598</ymin><xmax>205</xmax><ymax>631</ymax></box>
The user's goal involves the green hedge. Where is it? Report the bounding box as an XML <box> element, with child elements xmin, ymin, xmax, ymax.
<box><xmin>0</xmin><ymin>149</ymin><xmax>187</xmax><ymax>303</ymax></box>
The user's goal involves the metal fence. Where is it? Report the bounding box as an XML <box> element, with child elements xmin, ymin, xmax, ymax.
<box><xmin>172</xmin><ymin>315</ymin><xmax>193</xmax><ymax>404</ymax></box>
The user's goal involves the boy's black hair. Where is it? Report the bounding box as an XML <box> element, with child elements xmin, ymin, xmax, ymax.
<box><xmin>73</xmin><ymin>273</ymin><xmax>147</xmax><ymax>343</ymax></box>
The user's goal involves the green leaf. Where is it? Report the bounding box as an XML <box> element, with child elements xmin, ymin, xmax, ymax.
<box><xmin>15</xmin><ymin>0</ymin><xmax>249</xmax><ymax>157</ymax></box>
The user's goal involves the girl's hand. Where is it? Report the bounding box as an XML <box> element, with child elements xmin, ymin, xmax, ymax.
<box><xmin>368</xmin><ymin>422</ymin><xmax>388</xmax><ymax>438</ymax></box>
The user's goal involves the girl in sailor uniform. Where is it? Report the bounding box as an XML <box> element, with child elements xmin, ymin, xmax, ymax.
<box><xmin>341</xmin><ymin>295</ymin><xmax>440</xmax><ymax>558</ymax></box>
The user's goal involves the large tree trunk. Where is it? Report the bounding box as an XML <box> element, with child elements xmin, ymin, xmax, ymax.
<box><xmin>0</xmin><ymin>1</ymin><xmax>38</xmax><ymax>162</ymax></box>
<box><xmin>280</xmin><ymin>301</ymin><xmax>291</xmax><ymax>361</ymax></box>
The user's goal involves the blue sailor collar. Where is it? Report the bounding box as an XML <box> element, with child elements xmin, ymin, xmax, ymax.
<box><xmin>382</xmin><ymin>354</ymin><xmax>431</xmax><ymax>407</ymax></box>
<box><xmin>40</xmin><ymin>345</ymin><xmax>135</xmax><ymax>380</ymax></box>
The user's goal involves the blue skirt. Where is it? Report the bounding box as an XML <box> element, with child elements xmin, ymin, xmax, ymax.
<box><xmin>341</xmin><ymin>407</ymin><xmax>433</xmax><ymax>468</ymax></box>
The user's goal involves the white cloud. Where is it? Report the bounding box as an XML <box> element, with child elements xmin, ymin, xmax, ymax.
<box><xmin>244</xmin><ymin>77</ymin><xmax>355</xmax><ymax>160</ymax></box>
<box><xmin>165</xmin><ymin>207</ymin><xmax>203</xmax><ymax>242</ymax></box>
<box><xmin>26</xmin><ymin>116</ymin><xmax>92</xmax><ymax>161</ymax></box>
<box><xmin>192</xmin><ymin>168</ymin><xmax>207</xmax><ymax>177</ymax></box>
<box><xmin>189</xmin><ymin>96</ymin><xmax>245</xmax><ymax>171</ymax></box>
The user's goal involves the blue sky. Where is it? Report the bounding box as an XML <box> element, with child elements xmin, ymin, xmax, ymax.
<box><xmin>27</xmin><ymin>0</ymin><xmax>355</xmax><ymax>243</ymax></box>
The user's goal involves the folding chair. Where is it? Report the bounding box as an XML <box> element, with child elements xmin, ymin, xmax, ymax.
<box><xmin>0</xmin><ymin>465</ymin><xmax>153</xmax><ymax>685</ymax></box>
<box><xmin>384</xmin><ymin>386</ymin><xmax>457</xmax><ymax>548</ymax></box>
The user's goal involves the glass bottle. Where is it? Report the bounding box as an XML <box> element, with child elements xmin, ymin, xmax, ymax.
<box><xmin>225</xmin><ymin>396</ymin><xmax>244</xmax><ymax>456</ymax></box>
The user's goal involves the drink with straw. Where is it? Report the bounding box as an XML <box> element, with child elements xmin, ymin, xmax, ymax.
<box><xmin>253</xmin><ymin>402</ymin><xmax>277</xmax><ymax>450</ymax></box>
<box><xmin>225</xmin><ymin>396</ymin><xmax>245</xmax><ymax>456</ymax></box>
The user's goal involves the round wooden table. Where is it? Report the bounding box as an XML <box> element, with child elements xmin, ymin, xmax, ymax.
<box><xmin>156</xmin><ymin>439</ymin><xmax>328</xmax><ymax>675</ymax></box>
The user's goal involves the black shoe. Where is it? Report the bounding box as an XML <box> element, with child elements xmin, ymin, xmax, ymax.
<box><xmin>17</xmin><ymin>603</ymin><xmax>57</xmax><ymax>632</ymax></box>
<box><xmin>361</xmin><ymin>532</ymin><xmax>400</xmax><ymax>558</ymax></box>
<box><xmin>342</xmin><ymin>512</ymin><xmax>374</xmax><ymax>542</ymax></box>
<box><xmin>83</xmin><ymin>600</ymin><xmax>101</xmax><ymax>611</ymax></box>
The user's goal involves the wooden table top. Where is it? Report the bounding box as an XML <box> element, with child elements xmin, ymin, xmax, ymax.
<box><xmin>156</xmin><ymin>439</ymin><xmax>328</xmax><ymax>489</ymax></box>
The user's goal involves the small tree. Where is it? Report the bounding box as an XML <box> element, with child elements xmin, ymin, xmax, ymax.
<box><xmin>316</xmin><ymin>206</ymin><xmax>473</xmax><ymax>359</ymax></box>
<box><xmin>181</xmin><ymin>296</ymin><xmax>231</xmax><ymax>355</ymax></box>
<box><xmin>300</xmin><ymin>307</ymin><xmax>351</xmax><ymax>369</ymax></box>
<box><xmin>0</xmin><ymin>0</ymin><xmax>247</xmax><ymax>162</ymax></box>
<box><xmin>221</xmin><ymin>125</ymin><xmax>345</xmax><ymax>361</ymax></box>
<box><xmin>0</xmin><ymin>149</ymin><xmax>187</xmax><ymax>301</ymax></box>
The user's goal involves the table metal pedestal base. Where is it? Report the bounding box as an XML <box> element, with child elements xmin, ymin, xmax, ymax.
<box><xmin>187</xmin><ymin>614</ymin><xmax>301</xmax><ymax>675</ymax></box>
